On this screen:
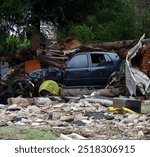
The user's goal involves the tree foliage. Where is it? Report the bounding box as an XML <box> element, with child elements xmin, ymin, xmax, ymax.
<box><xmin>0</xmin><ymin>0</ymin><xmax>150</xmax><ymax>44</ymax></box>
<box><xmin>71</xmin><ymin>0</ymin><xmax>142</xmax><ymax>42</ymax></box>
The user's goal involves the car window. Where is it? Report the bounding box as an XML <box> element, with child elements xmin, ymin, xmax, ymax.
<box><xmin>90</xmin><ymin>53</ymin><xmax>114</xmax><ymax>67</ymax></box>
<box><xmin>90</xmin><ymin>54</ymin><xmax>106</xmax><ymax>66</ymax></box>
<box><xmin>104</xmin><ymin>54</ymin><xmax>114</xmax><ymax>65</ymax></box>
<box><xmin>109</xmin><ymin>53</ymin><xmax>120</xmax><ymax>61</ymax></box>
<box><xmin>67</xmin><ymin>54</ymin><xmax>88</xmax><ymax>68</ymax></box>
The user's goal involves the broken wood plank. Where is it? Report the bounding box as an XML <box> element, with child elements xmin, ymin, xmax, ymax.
<box><xmin>43</xmin><ymin>51</ymin><xmax>65</xmax><ymax>57</ymax></box>
<box><xmin>39</xmin><ymin>57</ymin><xmax>65</xmax><ymax>68</ymax></box>
<box><xmin>42</xmin><ymin>56</ymin><xmax>68</xmax><ymax>61</ymax></box>
<box><xmin>51</xmin><ymin>38</ymin><xmax>81</xmax><ymax>50</ymax></box>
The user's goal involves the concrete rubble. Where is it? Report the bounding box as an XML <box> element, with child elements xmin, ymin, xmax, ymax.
<box><xmin>0</xmin><ymin>97</ymin><xmax>150</xmax><ymax>140</ymax></box>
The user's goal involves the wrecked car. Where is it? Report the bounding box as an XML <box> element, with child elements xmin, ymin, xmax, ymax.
<box><xmin>30</xmin><ymin>50</ymin><xmax>121</xmax><ymax>88</ymax></box>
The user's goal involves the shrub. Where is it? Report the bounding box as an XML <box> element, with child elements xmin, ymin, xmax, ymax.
<box><xmin>72</xmin><ymin>24</ymin><xmax>95</xmax><ymax>43</ymax></box>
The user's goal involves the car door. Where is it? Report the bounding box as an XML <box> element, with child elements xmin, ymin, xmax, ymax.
<box><xmin>63</xmin><ymin>53</ymin><xmax>90</xmax><ymax>86</ymax></box>
<box><xmin>89</xmin><ymin>52</ymin><xmax>114</xmax><ymax>86</ymax></box>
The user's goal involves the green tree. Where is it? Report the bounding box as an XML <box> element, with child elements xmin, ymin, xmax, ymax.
<box><xmin>71</xmin><ymin>0</ymin><xmax>140</xmax><ymax>42</ymax></box>
<box><xmin>0</xmin><ymin>0</ymin><xmax>150</xmax><ymax>44</ymax></box>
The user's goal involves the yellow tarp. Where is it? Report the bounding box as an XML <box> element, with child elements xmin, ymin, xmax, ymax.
<box><xmin>39</xmin><ymin>80</ymin><xmax>59</xmax><ymax>95</ymax></box>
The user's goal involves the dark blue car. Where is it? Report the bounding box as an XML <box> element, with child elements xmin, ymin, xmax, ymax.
<box><xmin>29</xmin><ymin>50</ymin><xmax>121</xmax><ymax>88</ymax></box>
<box><xmin>61</xmin><ymin>51</ymin><xmax>121</xmax><ymax>88</ymax></box>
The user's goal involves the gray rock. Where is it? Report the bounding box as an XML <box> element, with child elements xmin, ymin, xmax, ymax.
<box><xmin>138</xmin><ymin>115</ymin><xmax>149</xmax><ymax>122</ymax></box>
<box><xmin>36</xmin><ymin>119</ymin><xmax>43</xmax><ymax>123</ymax></box>
<box><xmin>143</xmin><ymin>128</ymin><xmax>150</xmax><ymax>134</ymax></box>
<box><xmin>127</xmin><ymin>123</ymin><xmax>134</xmax><ymax>127</ymax></box>
<box><xmin>33</xmin><ymin>97</ymin><xmax>52</xmax><ymax>106</ymax></box>
<box><xmin>53</xmin><ymin>104</ymin><xmax>64</xmax><ymax>108</ymax></box>
<box><xmin>31</xmin><ymin>122</ymin><xmax>40</xmax><ymax>126</ymax></box>
<box><xmin>7</xmin><ymin>121</ymin><xmax>14</xmax><ymax>126</ymax></box>
<box><xmin>0</xmin><ymin>121</ymin><xmax>8</xmax><ymax>127</ymax></box>
<box><xmin>137</xmin><ymin>131</ymin><xmax>144</xmax><ymax>139</ymax></box>
<box><xmin>72</xmin><ymin>120</ymin><xmax>86</xmax><ymax>126</ymax></box>
<box><xmin>81</xmin><ymin>119</ymin><xmax>92</xmax><ymax>124</ymax></box>
<box><xmin>122</xmin><ymin>114</ymin><xmax>140</xmax><ymax>123</ymax></box>
<box><xmin>60</xmin><ymin>115</ymin><xmax>75</xmax><ymax>122</ymax></box>
<box><xmin>79</xmin><ymin>99</ymin><xmax>92</xmax><ymax>107</ymax></box>
<box><xmin>26</xmin><ymin>106</ymin><xmax>41</xmax><ymax>114</ymax></box>
<box><xmin>15</xmin><ymin>121</ymin><xmax>26</xmax><ymax>126</ymax></box>
<box><xmin>8</xmin><ymin>104</ymin><xmax>18</xmax><ymax>108</ymax></box>
<box><xmin>0</xmin><ymin>104</ymin><xmax>8</xmax><ymax>109</ymax></box>
<box><xmin>80</xmin><ymin>128</ymin><xmax>95</xmax><ymax>138</ymax></box>
<box><xmin>52</xmin><ymin>112</ymin><xmax>62</xmax><ymax>120</ymax></box>
<box><xmin>21</xmin><ymin>118</ymin><xmax>31</xmax><ymax>124</ymax></box>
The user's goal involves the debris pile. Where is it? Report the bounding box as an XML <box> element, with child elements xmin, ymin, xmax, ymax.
<box><xmin>37</xmin><ymin>38</ymin><xmax>82</xmax><ymax>68</ymax></box>
<box><xmin>0</xmin><ymin>97</ymin><xmax>150</xmax><ymax>140</ymax></box>
<box><xmin>1</xmin><ymin>35</ymin><xmax>150</xmax><ymax>140</ymax></box>
<box><xmin>126</xmin><ymin>34</ymin><xmax>150</xmax><ymax>97</ymax></box>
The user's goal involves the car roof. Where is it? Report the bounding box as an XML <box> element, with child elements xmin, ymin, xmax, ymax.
<box><xmin>67</xmin><ymin>49</ymin><xmax>121</xmax><ymax>62</ymax></box>
<box><xmin>69</xmin><ymin>49</ymin><xmax>118</xmax><ymax>56</ymax></box>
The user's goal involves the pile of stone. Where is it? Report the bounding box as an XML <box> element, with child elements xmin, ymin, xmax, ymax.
<box><xmin>0</xmin><ymin>97</ymin><xmax>150</xmax><ymax>140</ymax></box>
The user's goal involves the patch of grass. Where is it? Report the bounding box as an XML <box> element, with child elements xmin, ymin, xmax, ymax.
<box><xmin>0</xmin><ymin>126</ymin><xmax>59</xmax><ymax>140</ymax></box>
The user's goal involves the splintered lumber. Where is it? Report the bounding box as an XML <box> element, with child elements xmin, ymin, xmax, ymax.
<box><xmin>36</xmin><ymin>37</ymin><xmax>150</xmax><ymax>69</ymax></box>
<box><xmin>42</xmin><ymin>50</ymin><xmax>65</xmax><ymax>57</ymax></box>
<box><xmin>39</xmin><ymin>55</ymin><xmax>65</xmax><ymax>68</ymax></box>
<box><xmin>37</xmin><ymin>47</ymin><xmax>69</xmax><ymax>68</ymax></box>
<box><xmin>37</xmin><ymin>42</ymin><xmax>73</xmax><ymax>68</ymax></box>
<box><xmin>51</xmin><ymin>37</ymin><xmax>81</xmax><ymax>50</ymax></box>
<box><xmin>44</xmin><ymin>49</ymin><xmax>64</xmax><ymax>54</ymax></box>
<box><xmin>43</xmin><ymin>56</ymin><xmax>68</xmax><ymax>61</ymax></box>
<box><xmin>38</xmin><ymin>54</ymin><xmax>66</xmax><ymax>63</ymax></box>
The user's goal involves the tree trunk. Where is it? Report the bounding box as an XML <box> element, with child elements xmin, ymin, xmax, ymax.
<box><xmin>84</xmin><ymin>39</ymin><xmax>150</xmax><ymax>50</ymax></box>
<box><xmin>29</xmin><ymin>4</ymin><xmax>41</xmax><ymax>51</ymax></box>
<box><xmin>30</xmin><ymin>34</ymin><xmax>40</xmax><ymax>51</ymax></box>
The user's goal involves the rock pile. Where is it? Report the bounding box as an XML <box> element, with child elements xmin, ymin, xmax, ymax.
<box><xmin>0</xmin><ymin>98</ymin><xmax>150</xmax><ymax>140</ymax></box>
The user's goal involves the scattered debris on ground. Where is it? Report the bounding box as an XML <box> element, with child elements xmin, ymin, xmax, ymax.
<box><xmin>0</xmin><ymin>96</ymin><xmax>150</xmax><ymax>140</ymax></box>
<box><xmin>1</xmin><ymin>35</ymin><xmax>150</xmax><ymax>140</ymax></box>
